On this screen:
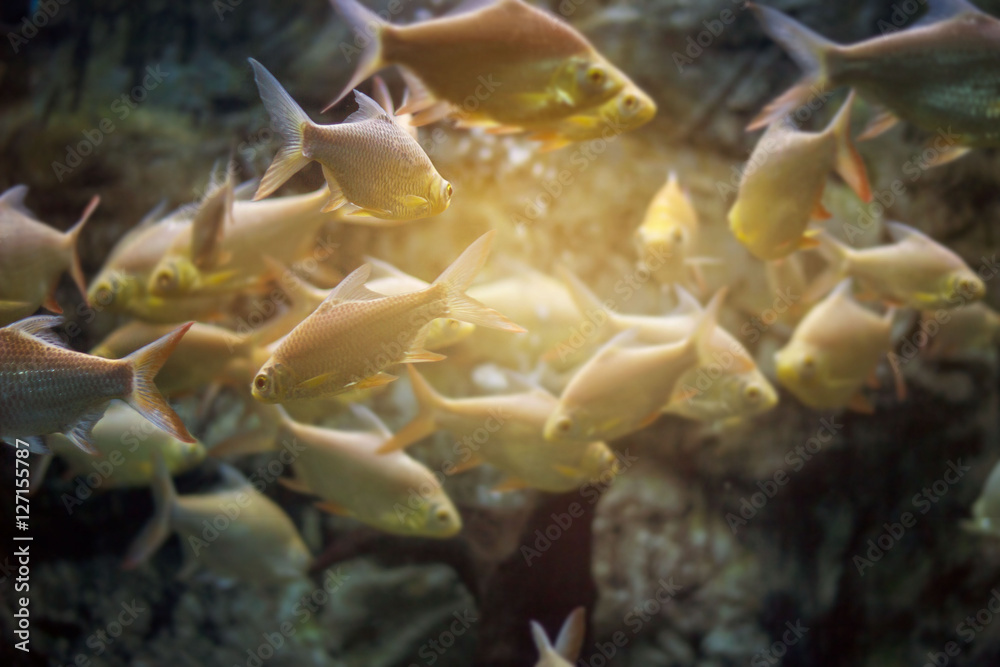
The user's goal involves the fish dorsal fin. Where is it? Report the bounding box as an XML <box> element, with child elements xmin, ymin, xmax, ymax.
<box><xmin>189</xmin><ymin>172</ymin><xmax>235</xmax><ymax>270</ymax></box>
<box><xmin>396</xmin><ymin>67</ymin><xmax>441</xmax><ymax>117</ymax></box>
<box><xmin>445</xmin><ymin>0</ymin><xmax>504</xmax><ymax>18</ymax></box>
<box><xmin>319</xmin><ymin>264</ymin><xmax>380</xmax><ymax>309</ymax></box>
<box><xmin>7</xmin><ymin>316</ymin><xmax>69</xmax><ymax>348</ymax></box>
<box><xmin>885</xmin><ymin>220</ymin><xmax>932</xmax><ymax>245</ymax></box>
<box><xmin>345</xmin><ymin>90</ymin><xmax>390</xmax><ymax>124</ymax></box>
<box><xmin>915</xmin><ymin>0</ymin><xmax>984</xmax><ymax>26</ymax></box>
<box><xmin>365</xmin><ymin>255</ymin><xmax>423</xmax><ymax>284</ymax></box>
<box><xmin>0</xmin><ymin>184</ymin><xmax>31</xmax><ymax>215</ymax></box>
<box><xmin>554</xmin><ymin>607</ymin><xmax>586</xmax><ymax>661</ymax></box>
<box><xmin>349</xmin><ymin>403</ymin><xmax>393</xmax><ymax>440</ymax></box>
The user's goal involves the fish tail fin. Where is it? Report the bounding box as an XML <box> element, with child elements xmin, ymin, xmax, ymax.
<box><xmin>530</xmin><ymin>621</ymin><xmax>559</xmax><ymax>660</ymax></box>
<box><xmin>747</xmin><ymin>3</ymin><xmax>838</xmax><ymax>130</ymax></box>
<box><xmin>376</xmin><ymin>366</ymin><xmax>442</xmax><ymax>454</ymax></box>
<box><xmin>248</xmin><ymin>59</ymin><xmax>313</xmax><ymax>201</ymax></box>
<box><xmin>691</xmin><ymin>287</ymin><xmax>727</xmax><ymax>365</ymax></box>
<box><xmin>434</xmin><ymin>231</ymin><xmax>526</xmax><ymax>333</ymax></box>
<box><xmin>829</xmin><ymin>90</ymin><xmax>872</xmax><ymax>202</ymax></box>
<box><xmin>65</xmin><ymin>195</ymin><xmax>100</xmax><ymax>302</ymax></box>
<box><xmin>554</xmin><ymin>607</ymin><xmax>587</xmax><ymax>662</ymax></box>
<box><xmin>122</xmin><ymin>323</ymin><xmax>195</xmax><ymax>443</ymax></box>
<box><xmin>123</xmin><ymin>450</ymin><xmax>175</xmax><ymax>569</ymax></box>
<box><xmin>325</xmin><ymin>0</ymin><xmax>388</xmax><ymax>112</ymax></box>
<box><xmin>815</xmin><ymin>230</ymin><xmax>855</xmax><ymax>276</ymax></box>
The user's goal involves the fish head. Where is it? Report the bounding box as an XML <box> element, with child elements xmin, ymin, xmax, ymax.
<box><xmin>637</xmin><ymin>226</ymin><xmax>687</xmax><ymax>267</ymax></box>
<box><xmin>252</xmin><ymin>362</ymin><xmax>293</xmax><ymax>403</ymax></box>
<box><xmin>556</xmin><ymin>55</ymin><xmax>624</xmax><ymax>112</ymax></box>
<box><xmin>726</xmin><ymin>369</ymin><xmax>779</xmax><ymax>418</ymax></box>
<box><xmin>426</xmin><ymin>177</ymin><xmax>454</xmax><ymax>217</ymax></box>
<box><xmin>87</xmin><ymin>269</ymin><xmax>140</xmax><ymax>313</ymax></box>
<box><xmin>605</xmin><ymin>84</ymin><xmax>656</xmax><ymax>133</ymax></box>
<box><xmin>392</xmin><ymin>491</ymin><xmax>463</xmax><ymax>538</ymax></box>
<box><xmin>943</xmin><ymin>270</ymin><xmax>986</xmax><ymax>306</ymax></box>
<box><xmin>543</xmin><ymin>404</ymin><xmax>591</xmax><ymax>442</ymax></box>
<box><xmin>423</xmin><ymin>495</ymin><xmax>463</xmax><ymax>538</ymax></box>
<box><xmin>425</xmin><ymin>318</ymin><xmax>476</xmax><ymax>349</ymax></box>
<box><xmin>149</xmin><ymin>256</ymin><xmax>200</xmax><ymax>298</ymax></box>
<box><xmin>775</xmin><ymin>341</ymin><xmax>824</xmax><ymax>393</ymax></box>
<box><xmin>673</xmin><ymin>368</ymin><xmax>778</xmax><ymax>422</ymax></box>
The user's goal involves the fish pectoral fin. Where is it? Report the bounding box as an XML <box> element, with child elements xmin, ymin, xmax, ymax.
<box><xmin>925</xmin><ymin>144</ymin><xmax>972</xmax><ymax>169</ymax></box>
<box><xmin>42</xmin><ymin>289</ymin><xmax>64</xmax><ymax>314</ymax></box>
<box><xmin>278</xmin><ymin>476</ymin><xmax>314</xmax><ymax>496</ymax></box>
<box><xmin>847</xmin><ymin>392</ymin><xmax>875</xmax><ymax>414</ymax></box>
<box><xmin>554</xmin><ymin>464</ymin><xmax>583</xmax><ymax>479</ymax></box>
<box><xmin>529</xmin><ymin>131</ymin><xmax>572</xmax><ymax>153</ymax></box>
<box><xmin>410</xmin><ymin>101</ymin><xmax>454</xmax><ymax>127</ymax></box>
<box><xmin>315</xmin><ymin>500</ymin><xmax>353</xmax><ymax>517</ymax></box>
<box><xmin>485</xmin><ymin>125</ymin><xmax>527</xmax><ymax>136</ymax></box>
<box><xmin>492</xmin><ymin>477</ymin><xmax>529</xmax><ymax>493</ymax></box>
<box><xmin>857</xmin><ymin>108</ymin><xmax>900</xmax><ymax>141</ymax></box>
<box><xmin>297</xmin><ymin>372</ymin><xmax>345</xmax><ymax>392</ymax></box>
<box><xmin>448</xmin><ymin>453</ymin><xmax>485</xmax><ymax>475</ymax></box>
<box><xmin>402</xmin><ymin>348</ymin><xmax>447</xmax><ymax>363</ymax></box>
<box><xmin>350</xmin><ymin>371</ymin><xmax>399</xmax><ymax>391</ymax></box>
<box><xmin>200</xmin><ymin>268</ymin><xmax>243</xmax><ymax>289</ymax></box>
<box><xmin>401</xmin><ymin>194</ymin><xmax>428</xmax><ymax>208</ymax></box>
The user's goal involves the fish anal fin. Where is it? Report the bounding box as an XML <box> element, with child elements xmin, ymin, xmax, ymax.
<box><xmin>925</xmin><ymin>144</ymin><xmax>971</xmax><ymax>169</ymax></box>
<box><xmin>351</xmin><ymin>371</ymin><xmax>398</xmax><ymax>390</ymax></box>
<box><xmin>315</xmin><ymin>500</ymin><xmax>353</xmax><ymax>517</ymax></box>
<box><xmin>278</xmin><ymin>476</ymin><xmax>314</xmax><ymax>496</ymax></box>
<box><xmin>65</xmin><ymin>402</ymin><xmax>110</xmax><ymax>455</ymax></box>
<box><xmin>857</xmin><ymin>108</ymin><xmax>900</xmax><ymax>141</ymax></box>
<box><xmin>847</xmin><ymin>392</ymin><xmax>874</xmax><ymax>414</ymax></box>
<box><xmin>376</xmin><ymin>413</ymin><xmax>436</xmax><ymax>454</ymax></box>
<box><xmin>811</xmin><ymin>198</ymin><xmax>831</xmax><ymax>220</ymax></box>
<box><xmin>402</xmin><ymin>348</ymin><xmax>447</xmax><ymax>363</ymax></box>
<box><xmin>42</xmin><ymin>289</ymin><xmax>63</xmax><ymax>314</ymax></box>
<box><xmin>493</xmin><ymin>477</ymin><xmax>529</xmax><ymax>493</ymax></box>
<box><xmin>320</xmin><ymin>166</ymin><xmax>348</xmax><ymax>212</ymax></box>
<box><xmin>447</xmin><ymin>453</ymin><xmax>485</xmax><ymax>475</ymax></box>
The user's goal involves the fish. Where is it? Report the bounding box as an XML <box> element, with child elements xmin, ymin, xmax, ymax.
<box><xmin>774</xmin><ymin>280</ymin><xmax>896</xmax><ymax>412</ymax></box>
<box><xmin>45</xmin><ymin>403</ymin><xmax>206</xmax><ymax>490</ymax></box>
<box><xmin>328</xmin><ymin>0</ymin><xmax>632</xmax><ymax>132</ymax></box>
<box><xmin>377</xmin><ymin>366</ymin><xmax>618</xmax><ymax>493</ymax></box>
<box><xmin>633</xmin><ymin>171</ymin><xmax>702</xmax><ymax>286</ymax></box>
<box><xmin>123</xmin><ymin>454</ymin><xmax>311</xmax><ymax>582</ymax></box>
<box><xmin>817</xmin><ymin>222</ymin><xmax>985</xmax><ymax>309</ymax></box>
<box><xmin>249</xmin><ymin>58</ymin><xmax>453</xmax><ymax>221</ymax></box>
<box><xmin>920</xmin><ymin>302</ymin><xmax>1000</xmax><ymax>360</ymax></box>
<box><xmin>148</xmin><ymin>186</ymin><xmax>341</xmax><ymax>299</ymax></box>
<box><xmin>664</xmin><ymin>364</ymin><xmax>779</xmax><ymax>426</ymax></box>
<box><xmin>531</xmin><ymin>607</ymin><xmax>586</xmax><ymax>667</ymax></box>
<box><xmin>525</xmin><ymin>82</ymin><xmax>657</xmax><ymax>151</ymax></box>
<box><xmin>749</xmin><ymin>0</ymin><xmax>1000</xmax><ymax>163</ymax></box>
<box><xmin>90</xmin><ymin>321</ymin><xmax>255</xmax><ymax>396</ymax></box>
<box><xmin>266</xmin><ymin>404</ymin><xmax>463</xmax><ymax>538</ymax></box>
<box><xmin>251</xmin><ymin>231</ymin><xmax>525</xmax><ymax>403</ymax></box>
<box><xmin>0</xmin><ymin>186</ymin><xmax>98</xmax><ymax>325</ymax></box>
<box><xmin>544</xmin><ymin>288</ymin><xmax>726</xmax><ymax>442</ymax></box>
<box><xmin>729</xmin><ymin>91</ymin><xmax>872</xmax><ymax>261</ymax></box>
<box><xmin>0</xmin><ymin>316</ymin><xmax>194</xmax><ymax>454</ymax></box>
<box><xmin>962</xmin><ymin>458</ymin><xmax>1000</xmax><ymax>536</ymax></box>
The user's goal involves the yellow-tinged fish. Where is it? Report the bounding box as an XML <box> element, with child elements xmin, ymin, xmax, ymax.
<box><xmin>268</xmin><ymin>404</ymin><xmax>462</xmax><ymax>538</ymax></box>
<box><xmin>377</xmin><ymin>366</ymin><xmax>617</xmax><ymax>493</ymax></box>
<box><xmin>328</xmin><ymin>0</ymin><xmax>630</xmax><ymax>131</ymax></box>
<box><xmin>921</xmin><ymin>302</ymin><xmax>1000</xmax><ymax>361</ymax></box>
<box><xmin>249</xmin><ymin>58</ymin><xmax>452</xmax><ymax>222</ymax></box>
<box><xmin>749</xmin><ymin>0</ymin><xmax>1000</xmax><ymax>163</ymax></box>
<box><xmin>817</xmin><ymin>222</ymin><xmax>985</xmax><ymax>309</ymax></box>
<box><xmin>0</xmin><ymin>186</ymin><xmax>98</xmax><ymax>325</ymax></box>
<box><xmin>46</xmin><ymin>403</ymin><xmax>206</xmax><ymax>490</ymax></box>
<box><xmin>665</xmin><ymin>365</ymin><xmax>778</xmax><ymax>426</ymax></box>
<box><xmin>148</xmin><ymin>186</ymin><xmax>342</xmax><ymax>299</ymax></box>
<box><xmin>526</xmin><ymin>82</ymin><xmax>657</xmax><ymax>151</ymax></box>
<box><xmin>634</xmin><ymin>171</ymin><xmax>701</xmax><ymax>285</ymax></box>
<box><xmin>963</xmin><ymin>458</ymin><xmax>1000</xmax><ymax>536</ymax></box>
<box><xmin>252</xmin><ymin>231</ymin><xmax>524</xmax><ymax>403</ymax></box>
<box><xmin>91</xmin><ymin>321</ymin><xmax>255</xmax><ymax>396</ymax></box>
<box><xmin>124</xmin><ymin>454</ymin><xmax>311</xmax><ymax>582</ymax></box>
<box><xmin>775</xmin><ymin>280</ymin><xmax>894</xmax><ymax>411</ymax></box>
<box><xmin>544</xmin><ymin>289</ymin><xmax>726</xmax><ymax>442</ymax></box>
<box><xmin>532</xmin><ymin>607</ymin><xmax>586</xmax><ymax>667</ymax></box>
<box><xmin>728</xmin><ymin>91</ymin><xmax>872</xmax><ymax>261</ymax></box>
<box><xmin>0</xmin><ymin>317</ymin><xmax>194</xmax><ymax>454</ymax></box>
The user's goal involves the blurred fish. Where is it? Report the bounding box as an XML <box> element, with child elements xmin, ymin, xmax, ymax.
<box><xmin>0</xmin><ymin>317</ymin><xmax>193</xmax><ymax>453</ymax></box>
<box><xmin>46</xmin><ymin>403</ymin><xmax>206</xmax><ymax>490</ymax></box>
<box><xmin>921</xmin><ymin>302</ymin><xmax>1000</xmax><ymax>360</ymax></box>
<box><xmin>775</xmin><ymin>280</ymin><xmax>896</xmax><ymax>412</ymax></box>
<box><xmin>377</xmin><ymin>366</ymin><xmax>617</xmax><ymax>493</ymax></box>
<box><xmin>249</xmin><ymin>59</ymin><xmax>453</xmax><ymax>221</ymax></box>
<box><xmin>252</xmin><ymin>231</ymin><xmax>524</xmax><ymax>403</ymax></box>
<box><xmin>729</xmin><ymin>91</ymin><xmax>872</xmax><ymax>261</ymax></box>
<box><xmin>532</xmin><ymin>607</ymin><xmax>586</xmax><ymax>667</ymax></box>
<box><xmin>0</xmin><ymin>186</ymin><xmax>98</xmax><ymax>325</ymax></box>
<box><xmin>963</xmin><ymin>458</ymin><xmax>1000</xmax><ymax>536</ymax></box>
<box><xmin>269</xmin><ymin>404</ymin><xmax>463</xmax><ymax>538</ymax></box>
<box><xmin>634</xmin><ymin>171</ymin><xmax>701</xmax><ymax>286</ymax></box>
<box><xmin>817</xmin><ymin>222</ymin><xmax>985</xmax><ymax>309</ymax></box>
<box><xmin>124</xmin><ymin>454</ymin><xmax>311</xmax><ymax>582</ymax></box>
<box><xmin>328</xmin><ymin>0</ymin><xmax>631</xmax><ymax>132</ymax></box>
<box><xmin>750</xmin><ymin>0</ymin><xmax>1000</xmax><ymax>163</ymax></box>
<box><xmin>526</xmin><ymin>82</ymin><xmax>657</xmax><ymax>151</ymax></box>
<box><xmin>665</xmin><ymin>364</ymin><xmax>778</xmax><ymax>426</ymax></box>
<box><xmin>544</xmin><ymin>289</ymin><xmax>725</xmax><ymax>442</ymax></box>
<box><xmin>91</xmin><ymin>321</ymin><xmax>255</xmax><ymax>396</ymax></box>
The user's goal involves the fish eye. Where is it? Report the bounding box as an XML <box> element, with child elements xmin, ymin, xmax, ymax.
<box><xmin>435</xmin><ymin>508</ymin><xmax>451</xmax><ymax>523</ymax></box>
<box><xmin>671</xmin><ymin>228</ymin><xmax>684</xmax><ymax>243</ymax></box>
<box><xmin>93</xmin><ymin>284</ymin><xmax>114</xmax><ymax>306</ymax></box>
<box><xmin>446</xmin><ymin>183</ymin><xmax>453</xmax><ymax>199</ymax></box>
<box><xmin>623</xmin><ymin>94</ymin><xmax>637</xmax><ymax>109</ymax></box>
<box><xmin>586</xmin><ymin>66</ymin><xmax>605</xmax><ymax>85</ymax></box>
<box><xmin>744</xmin><ymin>385</ymin><xmax>761</xmax><ymax>403</ymax></box>
<box><xmin>254</xmin><ymin>374</ymin><xmax>269</xmax><ymax>392</ymax></box>
<box><xmin>556</xmin><ymin>416</ymin><xmax>572</xmax><ymax>433</ymax></box>
<box><xmin>156</xmin><ymin>269</ymin><xmax>174</xmax><ymax>289</ymax></box>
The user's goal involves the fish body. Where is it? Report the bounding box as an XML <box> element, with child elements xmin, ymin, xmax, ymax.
<box><xmin>0</xmin><ymin>317</ymin><xmax>193</xmax><ymax>452</ymax></box>
<box><xmin>921</xmin><ymin>302</ymin><xmax>1000</xmax><ymax>360</ymax></box>
<box><xmin>125</xmin><ymin>457</ymin><xmax>311</xmax><ymax>582</ymax></box>
<box><xmin>274</xmin><ymin>406</ymin><xmax>462</xmax><ymax>538</ymax></box>
<box><xmin>250</xmin><ymin>59</ymin><xmax>452</xmax><ymax>221</ymax></box>
<box><xmin>818</xmin><ymin>222</ymin><xmax>985</xmax><ymax>309</ymax></box>
<box><xmin>527</xmin><ymin>82</ymin><xmax>657</xmax><ymax>150</ymax></box>
<box><xmin>751</xmin><ymin>1</ymin><xmax>1000</xmax><ymax>148</ymax></box>
<box><xmin>329</xmin><ymin>0</ymin><xmax>630</xmax><ymax>130</ymax></box>
<box><xmin>48</xmin><ymin>403</ymin><xmax>206</xmax><ymax>489</ymax></box>
<box><xmin>252</xmin><ymin>231</ymin><xmax>523</xmax><ymax>403</ymax></box>
<box><xmin>379</xmin><ymin>366</ymin><xmax>617</xmax><ymax>493</ymax></box>
<box><xmin>634</xmin><ymin>172</ymin><xmax>700</xmax><ymax>285</ymax></box>
<box><xmin>775</xmin><ymin>280</ymin><xmax>892</xmax><ymax>410</ymax></box>
<box><xmin>0</xmin><ymin>186</ymin><xmax>97</xmax><ymax>325</ymax></box>
<box><xmin>729</xmin><ymin>92</ymin><xmax>871</xmax><ymax>261</ymax></box>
